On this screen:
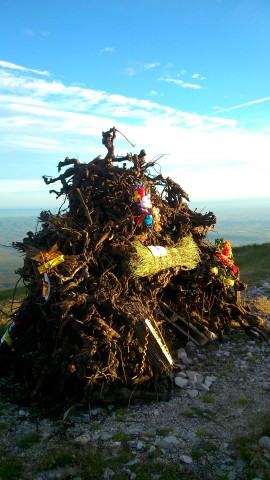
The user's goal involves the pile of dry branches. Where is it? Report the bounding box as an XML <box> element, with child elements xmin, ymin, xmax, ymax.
<box><xmin>0</xmin><ymin>128</ymin><xmax>268</xmax><ymax>410</ymax></box>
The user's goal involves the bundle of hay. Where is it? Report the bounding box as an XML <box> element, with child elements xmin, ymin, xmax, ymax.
<box><xmin>124</xmin><ymin>237</ymin><xmax>200</xmax><ymax>277</ymax></box>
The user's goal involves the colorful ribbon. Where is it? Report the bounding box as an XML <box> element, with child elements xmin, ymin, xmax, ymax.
<box><xmin>0</xmin><ymin>321</ymin><xmax>15</xmax><ymax>348</ymax></box>
<box><xmin>34</xmin><ymin>244</ymin><xmax>65</xmax><ymax>273</ymax></box>
<box><xmin>37</xmin><ymin>255</ymin><xmax>65</xmax><ymax>273</ymax></box>
<box><xmin>42</xmin><ymin>272</ymin><xmax>51</xmax><ymax>300</ymax></box>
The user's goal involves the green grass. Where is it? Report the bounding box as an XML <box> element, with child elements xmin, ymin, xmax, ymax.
<box><xmin>0</xmin><ymin>286</ymin><xmax>27</xmax><ymax>332</ymax></box>
<box><xmin>0</xmin><ymin>286</ymin><xmax>27</xmax><ymax>301</ymax></box>
<box><xmin>37</xmin><ymin>446</ymin><xmax>77</xmax><ymax>471</ymax></box>
<box><xmin>112</xmin><ymin>431</ymin><xmax>129</xmax><ymax>443</ymax></box>
<box><xmin>17</xmin><ymin>431</ymin><xmax>41</xmax><ymax>449</ymax></box>
<box><xmin>235</xmin><ymin>397</ymin><xmax>254</xmax><ymax>406</ymax></box>
<box><xmin>196</xmin><ymin>428</ymin><xmax>212</xmax><ymax>437</ymax></box>
<box><xmin>250</xmin><ymin>295</ymin><xmax>270</xmax><ymax>315</ymax></box>
<box><xmin>234</xmin><ymin>242</ymin><xmax>270</xmax><ymax>284</ymax></box>
<box><xmin>201</xmin><ymin>394</ymin><xmax>216</xmax><ymax>404</ymax></box>
<box><xmin>0</xmin><ymin>451</ymin><xmax>23</xmax><ymax>480</ymax></box>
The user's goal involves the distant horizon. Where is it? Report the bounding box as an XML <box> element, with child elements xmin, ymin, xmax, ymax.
<box><xmin>1</xmin><ymin>195</ymin><xmax>270</xmax><ymax>214</ymax></box>
<box><xmin>1</xmin><ymin>198</ymin><xmax>270</xmax><ymax>249</ymax></box>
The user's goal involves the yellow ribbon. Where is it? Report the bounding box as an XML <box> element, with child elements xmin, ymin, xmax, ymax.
<box><xmin>38</xmin><ymin>254</ymin><xmax>65</xmax><ymax>273</ymax></box>
<box><xmin>34</xmin><ymin>244</ymin><xmax>65</xmax><ymax>273</ymax></box>
<box><xmin>3</xmin><ymin>332</ymin><xmax>12</xmax><ymax>347</ymax></box>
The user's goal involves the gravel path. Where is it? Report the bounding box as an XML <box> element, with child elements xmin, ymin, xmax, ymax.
<box><xmin>0</xmin><ymin>289</ymin><xmax>270</xmax><ymax>479</ymax></box>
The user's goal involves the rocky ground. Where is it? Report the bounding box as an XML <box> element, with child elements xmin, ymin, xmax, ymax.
<box><xmin>1</xmin><ymin>285</ymin><xmax>270</xmax><ymax>480</ymax></box>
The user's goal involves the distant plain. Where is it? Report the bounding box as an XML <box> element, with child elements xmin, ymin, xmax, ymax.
<box><xmin>1</xmin><ymin>199</ymin><xmax>270</xmax><ymax>289</ymax></box>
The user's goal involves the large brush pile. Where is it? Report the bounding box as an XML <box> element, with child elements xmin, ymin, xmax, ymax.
<box><xmin>0</xmin><ymin>128</ymin><xmax>268</xmax><ymax>410</ymax></box>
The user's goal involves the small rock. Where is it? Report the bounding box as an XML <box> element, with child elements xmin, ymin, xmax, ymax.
<box><xmin>197</xmin><ymin>353</ymin><xmax>207</xmax><ymax>360</ymax></box>
<box><xmin>175</xmin><ymin>371</ymin><xmax>187</xmax><ymax>378</ymax></box>
<box><xmin>99</xmin><ymin>432</ymin><xmax>112</xmax><ymax>441</ymax></box>
<box><xmin>177</xmin><ymin>349</ymin><xmax>188</xmax><ymax>361</ymax></box>
<box><xmin>187</xmin><ymin>389</ymin><xmax>199</xmax><ymax>399</ymax></box>
<box><xmin>163</xmin><ymin>435</ymin><xmax>180</xmax><ymax>445</ymax></box>
<box><xmin>195</xmin><ymin>381</ymin><xmax>209</xmax><ymax>392</ymax></box>
<box><xmin>158</xmin><ymin>435</ymin><xmax>180</xmax><ymax>450</ymax></box>
<box><xmin>258</xmin><ymin>436</ymin><xmax>270</xmax><ymax>449</ymax></box>
<box><xmin>74</xmin><ymin>432</ymin><xmax>91</xmax><ymax>445</ymax></box>
<box><xmin>227</xmin><ymin>471</ymin><xmax>237</xmax><ymax>480</ymax></box>
<box><xmin>103</xmin><ymin>467</ymin><xmax>115</xmax><ymax>479</ymax></box>
<box><xmin>186</xmin><ymin>371</ymin><xmax>204</xmax><ymax>383</ymax></box>
<box><xmin>174</xmin><ymin>377</ymin><xmax>188</xmax><ymax>388</ymax></box>
<box><xmin>136</xmin><ymin>440</ymin><xmax>145</xmax><ymax>451</ymax></box>
<box><xmin>18</xmin><ymin>409</ymin><xmax>28</xmax><ymax>419</ymax></box>
<box><xmin>179</xmin><ymin>454</ymin><xmax>193</xmax><ymax>464</ymax></box>
<box><xmin>127</xmin><ymin>459</ymin><xmax>139</xmax><ymax>466</ymax></box>
<box><xmin>89</xmin><ymin>407</ymin><xmax>102</xmax><ymax>416</ymax></box>
<box><xmin>186</xmin><ymin>340</ymin><xmax>197</xmax><ymax>349</ymax></box>
<box><xmin>204</xmin><ymin>375</ymin><xmax>217</xmax><ymax>388</ymax></box>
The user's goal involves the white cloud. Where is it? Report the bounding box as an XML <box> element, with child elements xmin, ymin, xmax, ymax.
<box><xmin>23</xmin><ymin>28</ymin><xmax>35</xmax><ymax>36</ymax></box>
<box><xmin>101</xmin><ymin>47</ymin><xmax>115</xmax><ymax>53</ymax></box>
<box><xmin>0</xmin><ymin>61</ymin><xmax>50</xmax><ymax>76</ymax></box>
<box><xmin>41</xmin><ymin>30</ymin><xmax>51</xmax><ymax>37</ymax></box>
<box><xmin>143</xmin><ymin>62</ymin><xmax>161</xmax><ymax>69</ymax></box>
<box><xmin>214</xmin><ymin>97</ymin><xmax>270</xmax><ymax>113</ymax></box>
<box><xmin>192</xmin><ymin>73</ymin><xmax>206</xmax><ymax>81</ymax></box>
<box><xmin>159</xmin><ymin>77</ymin><xmax>202</xmax><ymax>90</ymax></box>
<box><xmin>123</xmin><ymin>66</ymin><xmax>137</xmax><ymax>76</ymax></box>
<box><xmin>0</xmin><ymin>179</ymin><xmax>44</xmax><ymax>193</ymax></box>
<box><xmin>0</xmin><ymin>61</ymin><xmax>270</xmax><ymax>204</ymax></box>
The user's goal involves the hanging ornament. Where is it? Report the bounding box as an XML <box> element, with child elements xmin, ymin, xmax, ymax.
<box><xmin>0</xmin><ymin>321</ymin><xmax>15</xmax><ymax>349</ymax></box>
<box><xmin>144</xmin><ymin>214</ymin><xmax>153</xmax><ymax>228</ymax></box>
<box><xmin>42</xmin><ymin>272</ymin><xmax>51</xmax><ymax>300</ymax></box>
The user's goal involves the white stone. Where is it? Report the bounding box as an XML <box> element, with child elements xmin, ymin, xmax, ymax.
<box><xmin>90</xmin><ymin>407</ymin><xmax>102</xmax><ymax>416</ymax></box>
<box><xmin>175</xmin><ymin>371</ymin><xmax>187</xmax><ymax>378</ymax></box>
<box><xmin>163</xmin><ymin>435</ymin><xmax>180</xmax><ymax>445</ymax></box>
<box><xmin>158</xmin><ymin>435</ymin><xmax>180</xmax><ymax>450</ymax></box>
<box><xmin>197</xmin><ymin>353</ymin><xmax>207</xmax><ymax>360</ymax></box>
<box><xmin>136</xmin><ymin>440</ymin><xmax>145</xmax><ymax>450</ymax></box>
<box><xmin>187</xmin><ymin>389</ymin><xmax>199</xmax><ymax>399</ymax></box>
<box><xmin>195</xmin><ymin>381</ymin><xmax>209</xmax><ymax>392</ymax></box>
<box><xmin>103</xmin><ymin>468</ymin><xmax>115</xmax><ymax>479</ymax></box>
<box><xmin>174</xmin><ymin>377</ymin><xmax>188</xmax><ymax>388</ymax></box>
<box><xmin>100</xmin><ymin>432</ymin><xmax>112</xmax><ymax>441</ymax></box>
<box><xmin>74</xmin><ymin>432</ymin><xmax>91</xmax><ymax>445</ymax></box>
<box><xmin>186</xmin><ymin>341</ymin><xmax>197</xmax><ymax>350</ymax></box>
<box><xmin>258</xmin><ymin>436</ymin><xmax>270</xmax><ymax>449</ymax></box>
<box><xmin>183</xmin><ymin>357</ymin><xmax>193</xmax><ymax>365</ymax></box>
<box><xmin>177</xmin><ymin>349</ymin><xmax>188</xmax><ymax>360</ymax></box>
<box><xmin>204</xmin><ymin>375</ymin><xmax>217</xmax><ymax>388</ymax></box>
<box><xmin>18</xmin><ymin>409</ymin><xmax>28</xmax><ymax>418</ymax></box>
<box><xmin>179</xmin><ymin>454</ymin><xmax>193</xmax><ymax>464</ymax></box>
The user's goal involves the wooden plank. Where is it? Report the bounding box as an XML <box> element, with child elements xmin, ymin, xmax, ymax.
<box><xmin>158</xmin><ymin>301</ymin><xmax>210</xmax><ymax>346</ymax></box>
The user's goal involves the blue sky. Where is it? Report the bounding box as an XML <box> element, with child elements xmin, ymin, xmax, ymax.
<box><xmin>1</xmin><ymin>0</ymin><xmax>270</xmax><ymax>209</ymax></box>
